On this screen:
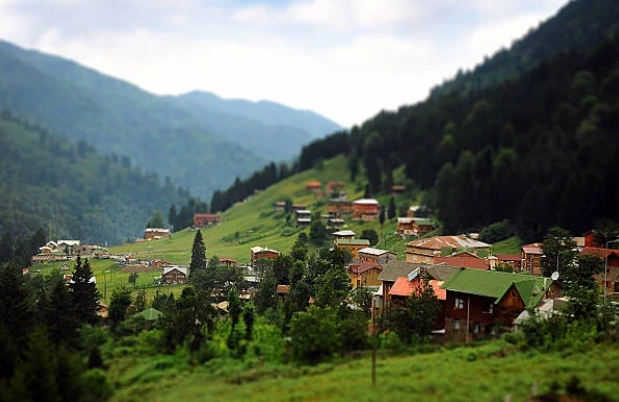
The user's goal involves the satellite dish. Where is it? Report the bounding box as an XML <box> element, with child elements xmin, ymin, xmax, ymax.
<box><xmin>551</xmin><ymin>271</ymin><xmax>559</xmax><ymax>281</ymax></box>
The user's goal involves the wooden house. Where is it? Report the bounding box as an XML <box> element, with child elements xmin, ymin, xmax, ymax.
<box><xmin>219</xmin><ymin>257</ymin><xmax>236</xmax><ymax>268</ymax></box>
<box><xmin>306</xmin><ymin>181</ymin><xmax>322</xmax><ymax>193</ymax></box>
<box><xmin>352</xmin><ymin>199</ymin><xmax>380</xmax><ymax>221</ymax></box>
<box><xmin>277</xmin><ymin>285</ymin><xmax>290</xmax><ymax>304</ymax></box>
<box><xmin>327</xmin><ymin>199</ymin><xmax>353</xmax><ymax>217</ymax></box>
<box><xmin>333</xmin><ymin>230</ymin><xmax>356</xmax><ymax>241</ymax></box>
<box><xmin>274</xmin><ymin>201</ymin><xmax>286</xmax><ymax>211</ymax></box>
<box><xmin>521</xmin><ymin>243</ymin><xmax>543</xmax><ymax>275</ymax></box>
<box><xmin>396</xmin><ymin>217</ymin><xmax>436</xmax><ymax>237</ymax></box>
<box><xmin>347</xmin><ymin>262</ymin><xmax>383</xmax><ymax>287</ymax></box>
<box><xmin>441</xmin><ymin>268</ymin><xmax>555</xmax><ymax>342</ymax></box>
<box><xmin>358</xmin><ymin>247</ymin><xmax>397</xmax><ymax>264</ymax></box>
<box><xmin>193</xmin><ymin>213</ymin><xmax>221</xmax><ymax>228</ymax></box>
<box><xmin>388</xmin><ymin>274</ymin><xmax>446</xmax><ymax>331</ymax></box>
<box><xmin>391</xmin><ymin>185</ymin><xmax>406</xmax><ymax>195</ymax></box>
<box><xmin>434</xmin><ymin>251</ymin><xmax>490</xmax><ymax>270</ymax></box>
<box><xmin>250</xmin><ymin>246</ymin><xmax>280</xmax><ymax>269</ymax></box>
<box><xmin>144</xmin><ymin>228</ymin><xmax>170</xmax><ymax>241</ymax></box>
<box><xmin>335</xmin><ymin>238</ymin><xmax>370</xmax><ymax>260</ymax></box>
<box><xmin>496</xmin><ymin>254</ymin><xmax>522</xmax><ymax>271</ymax></box>
<box><xmin>581</xmin><ymin>247</ymin><xmax>619</xmax><ymax>295</ymax></box>
<box><xmin>405</xmin><ymin>235</ymin><xmax>490</xmax><ymax>263</ymax></box>
<box><xmin>162</xmin><ymin>266</ymin><xmax>188</xmax><ymax>285</ymax></box>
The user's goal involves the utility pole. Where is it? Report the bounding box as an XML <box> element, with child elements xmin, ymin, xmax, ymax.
<box><xmin>371</xmin><ymin>299</ymin><xmax>377</xmax><ymax>386</ymax></box>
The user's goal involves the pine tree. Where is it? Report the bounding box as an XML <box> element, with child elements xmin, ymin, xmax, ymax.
<box><xmin>167</xmin><ymin>204</ymin><xmax>177</xmax><ymax>229</ymax></box>
<box><xmin>379</xmin><ymin>205</ymin><xmax>386</xmax><ymax>226</ymax></box>
<box><xmin>46</xmin><ymin>276</ymin><xmax>79</xmax><ymax>347</ymax></box>
<box><xmin>388</xmin><ymin>196</ymin><xmax>396</xmax><ymax>220</ymax></box>
<box><xmin>227</xmin><ymin>287</ymin><xmax>242</xmax><ymax>331</ymax></box>
<box><xmin>189</xmin><ymin>230</ymin><xmax>206</xmax><ymax>280</ymax></box>
<box><xmin>69</xmin><ymin>257</ymin><xmax>100</xmax><ymax>325</ymax></box>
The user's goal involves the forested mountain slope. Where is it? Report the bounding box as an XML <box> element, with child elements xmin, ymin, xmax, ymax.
<box><xmin>430</xmin><ymin>0</ymin><xmax>619</xmax><ymax>98</ymax></box>
<box><xmin>0</xmin><ymin>111</ymin><xmax>190</xmax><ymax>244</ymax></box>
<box><xmin>172</xmin><ymin>91</ymin><xmax>341</xmax><ymax>136</ymax></box>
<box><xmin>217</xmin><ymin>0</ymin><xmax>619</xmax><ymax>242</ymax></box>
<box><xmin>167</xmin><ymin>94</ymin><xmax>327</xmax><ymax>162</ymax></box>
<box><xmin>0</xmin><ymin>41</ymin><xmax>337</xmax><ymax>197</ymax></box>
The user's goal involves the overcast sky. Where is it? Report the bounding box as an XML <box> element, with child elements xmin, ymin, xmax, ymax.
<box><xmin>0</xmin><ymin>0</ymin><xmax>568</xmax><ymax>127</ymax></box>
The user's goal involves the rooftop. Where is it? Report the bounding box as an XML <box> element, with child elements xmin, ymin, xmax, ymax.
<box><xmin>358</xmin><ymin>247</ymin><xmax>393</xmax><ymax>256</ymax></box>
<box><xmin>389</xmin><ymin>277</ymin><xmax>446</xmax><ymax>300</ymax></box>
<box><xmin>162</xmin><ymin>266</ymin><xmax>188</xmax><ymax>276</ymax></box>
<box><xmin>348</xmin><ymin>262</ymin><xmax>383</xmax><ymax>275</ymax></box>
<box><xmin>407</xmin><ymin>235</ymin><xmax>490</xmax><ymax>250</ymax></box>
<box><xmin>434</xmin><ymin>255</ymin><xmax>489</xmax><ymax>270</ymax></box>
<box><xmin>441</xmin><ymin>268</ymin><xmax>552</xmax><ymax>307</ymax></box>
<box><xmin>333</xmin><ymin>230</ymin><xmax>356</xmax><ymax>237</ymax></box>
<box><xmin>353</xmin><ymin>198</ymin><xmax>379</xmax><ymax>205</ymax></box>
<box><xmin>336</xmin><ymin>238</ymin><xmax>370</xmax><ymax>246</ymax></box>
<box><xmin>522</xmin><ymin>243</ymin><xmax>543</xmax><ymax>255</ymax></box>
<box><xmin>251</xmin><ymin>246</ymin><xmax>280</xmax><ymax>254</ymax></box>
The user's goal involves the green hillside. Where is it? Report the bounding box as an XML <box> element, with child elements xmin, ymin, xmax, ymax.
<box><xmin>111</xmin><ymin>156</ymin><xmax>417</xmax><ymax>264</ymax></box>
<box><xmin>0</xmin><ymin>111</ymin><xmax>189</xmax><ymax>244</ymax></box>
<box><xmin>0</xmin><ymin>40</ymin><xmax>273</xmax><ymax>198</ymax></box>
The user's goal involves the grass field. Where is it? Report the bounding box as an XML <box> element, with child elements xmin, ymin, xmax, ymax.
<box><xmin>108</xmin><ymin>340</ymin><xmax>619</xmax><ymax>402</ymax></box>
<box><xmin>490</xmin><ymin>236</ymin><xmax>522</xmax><ymax>255</ymax></box>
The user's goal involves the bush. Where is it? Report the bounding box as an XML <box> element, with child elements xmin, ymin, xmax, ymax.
<box><xmin>290</xmin><ymin>307</ymin><xmax>338</xmax><ymax>364</ymax></box>
<box><xmin>479</xmin><ymin>220</ymin><xmax>514</xmax><ymax>243</ymax></box>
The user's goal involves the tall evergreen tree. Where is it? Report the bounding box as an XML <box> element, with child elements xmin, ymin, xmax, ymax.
<box><xmin>388</xmin><ymin>196</ymin><xmax>396</xmax><ymax>220</ymax></box>
<box><xmin>167</xmin><ymin>204</ymin><xmax>177</xmax><ymax>229</ymax></box>
<box><xmin>189</xmin><ymin>230</ymin><xmax>206</xmax><ymax>280</ymax></box>
<box><xmin>379</xmin><ymin>205</ymin><xmax>386</xmax><ymax>226</ymax></box>
<box><xmin>46</xmin><ymin>276</ymin><xmax>79</xmax><ymax>347</ymax></box>
<box><xmin>69</xmin><ymin>257</ymin><xmax>100</xmax><ymax>325</ymax></box>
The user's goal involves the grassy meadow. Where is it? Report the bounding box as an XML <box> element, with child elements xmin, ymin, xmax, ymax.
<box><xmin>108</xmin><ymin>339</ymin><xmax>619</xmax><ymax>402</ymax></box>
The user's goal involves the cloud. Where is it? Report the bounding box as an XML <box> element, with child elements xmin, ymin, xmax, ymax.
<box><xmin>0</xmin><ymin>0</ymin><xmax>569</xmax><ymax>126</ymax></box>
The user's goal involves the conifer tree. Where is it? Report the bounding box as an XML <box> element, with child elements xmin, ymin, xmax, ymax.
<box><xmin>69</xmin><ymin>257</ymin><xmax>100</xmax><ymax>325</ymax></box>
<box><xmin>46</xmin><ymin>276</ymin><xmax>79</xmax><ymax>347</ymax></box>
<box><xmin>189</xmin><ymin>230</ymin><xmax>206</xmax><ymax>280</ymax></box>
<box><xmin>379</xmin><ymin>205</ymin><xmax>386</xmax><ymax>226</ymax></box>
<box><xmin>388</xmin><ymin>196</ymin><xmax>396</xmax><ymax>220</ymax></box>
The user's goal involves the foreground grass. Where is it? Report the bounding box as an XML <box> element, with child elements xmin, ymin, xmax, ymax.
<box><xmin>109</xmin><ymin>341</ymin><xmax>619</xmax><ymax>402</ymax></box>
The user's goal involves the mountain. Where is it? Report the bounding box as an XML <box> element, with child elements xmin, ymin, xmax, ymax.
<box><xmin>430</xmin><ymin>0</ymin><xmax>619</xmax><ymax>98</ymax></box>
<box><xmin>214</xmin><ymin>0</ymin><xmax>619</xmax><ymax>242</ymax></box>
<box><xmin>0</xmin><ymin>111</ymin><xmax>191</xmax><ymax>244</ymax></box>
<box><xmin>0</xmin><ymin>41</ymin><xmax>337</xmax><ymax>198</ymax></box>
<box><xmin>167</xmin><ymin>92</ymin><xmax>337</xmax><ymax>162</ymax></box>
<box><xmin>172</xmin><ymin>91</ymin><xmax>342</xmax><ymax>137</ymax></box>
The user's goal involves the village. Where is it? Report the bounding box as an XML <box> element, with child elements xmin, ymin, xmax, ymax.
<box><xmin>29</xmin><ymin>179</ymin><xmax>619</xmax><ymax>344</ymax></box>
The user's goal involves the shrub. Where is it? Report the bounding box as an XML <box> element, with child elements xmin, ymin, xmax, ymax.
<box><xmin>289</xmin><ymin>307</ymin><xmax>338</xmax><ymax>364</ymax></box>
<box><xmin>479</xmin><ymin>219</ymin><xmax>514</xmax><ymax>243</ymax></box>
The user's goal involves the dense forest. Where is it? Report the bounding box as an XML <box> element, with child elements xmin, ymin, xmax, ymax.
<box><xmin>0</xmin><ymin>111</ymin><xmax>191</xmax><ymax>244</ymax></box>
<box><xmin>429</xmin><ymin>0</ymin><xmax>619</xmax><ymax>99</ymax></box>
<box><xmin>213</xmin><ymin>0</ymin><xmax>619</xmax><ymax>242</ymax></box>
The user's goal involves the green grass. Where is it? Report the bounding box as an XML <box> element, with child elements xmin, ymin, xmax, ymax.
<box><xmin>491</xmin><ymin>236</ymin><xmax>522</xmax><ymax>255</ymax></box>
<box><xmin>108</xmin><ymin>341</ymin><xmax>619</xmax><ymax>402</ymax></box>
<box><xmin>109</xmin><ymin>155</ymin><xmax>413</xmax><ymax>265</ymax></box>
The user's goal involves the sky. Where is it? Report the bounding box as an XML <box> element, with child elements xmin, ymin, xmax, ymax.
<box><xmin>0</xmin><ymin>0</ymin><xmax>569</xmax><ymax>127</ymax></box>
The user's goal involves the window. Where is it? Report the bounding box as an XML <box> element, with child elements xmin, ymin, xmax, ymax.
<box><xmin>614</xmin><ymin>282</ymin><xmax>619</xmax><ymax>293</ymax></box>
<box><xmin>473</xmin><ymin>323</ymin><xmax>480</xmax><ymax>334</ymax></box>
<box><xmin>455</xmin><ymin>297</ymin><xmax>464</xmax><ymax>309</ymax></box>
<box><xmin>412</xmin><ymin>254</ymin><xmax>418</xmax><ymax>261</ymax></box>
<box><xmin>453</xmin><ymin>319</ymin><xmax>461</xmax><ymax>330</ymax></box>
<box><xmin>484</xmin><ymin>302</ymin><xmax>493</xmax><ymax>314</ymax></box>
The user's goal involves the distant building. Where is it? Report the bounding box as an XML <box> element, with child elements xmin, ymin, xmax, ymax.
<box><xmin>521</xmin><ymin>243</ymin><xmax>543</xmax><ymax>275</ymax></box>
<box><xmin>352</xmin><ymin>199</ymin><xmax>380</xmax><ymax>221</ymax></box>
<box><xmin>405</xmin><ymin>235</ymin><xmax>491</xmax><ymax>263</ymax></box>
<box><xmin>306</xmin><ymin>181</ymin><xmax>321</xmax><ymax>193</ymax></box>
<box><xmin>162</xmin><ymin>266</ymin><xmax>188</xmax><ymax>285</ymax></box>
<box><xmin>144</xmin><ymin>228</ymin><xmax>170</xmax><ymax>241</ymax></box>
<box><xmin>335</xmin><ymin>238</ymin><xmax>370</xmax><ymax>260</ymax></box>
<box><xmin>358</xmin><ymin>247</ymin><xmax>397</xmax><ymax>264</ymax></box>
<box><xmin>193</xmin><ymin>213</ymin><xmax>221</xmax><ymax>228</ymax></box>
<box><xmin>328</xmin><ymin>198</ymin><xmax>353</xmax><ymax>217</ymax></box>
<box><xmin>250</xmin><ymin>246</ymin><xmax>280</xmax><ymax>269</ymax></box>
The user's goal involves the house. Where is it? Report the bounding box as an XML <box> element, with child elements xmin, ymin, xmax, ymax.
<box><xmin>407</xmin><ymin>206</ymin><xmax>420</xmax><ymax>218</ymax></box>
<box><xmin>496</xmin><ymin>254</ymin><xmax>522</xmax><ymax>271</ymax></box>
<box><xmin>326</xmin><ymin>181</ymin><xmax>346</xmax><ymax>194</ymax></box>
<box><xmin>377</xmin><ymin>260</ymin><xmax>456</xmax><ymax>312</ymax></box>
<box><xmin>434</xmin><ymin>251</ymin><xmax>490</xmax><ymax>270</ymax></box>
<box><xmin>347</xmin><ymin>261</ymin><xmax>383</xmax><ymax>287</ymax></box>
<box><xmin>144</xmin><ymin>228</ymin><xmax>171</xmax><ymax>241</ymax></box>
<box><xmin>297</xmin><ymin>217</ymin><xmax>311</xmax><ymax>228</ymax></box>
<box><xmin>274</xmin><ymin>201</ymin><xmax>286</xmax><ymax>211</ymax></box>
<box><xmin>294</xmin><ymin>209</ymin><xmax>312</xmax><ymax>219</ymax></box>
<box><xmin>396</xmin><ymin>217</ymin><xmax>436</xmax><ymax>237</ymax></box>
<box><xmin>391</xmin><ymin>185</ymin><xmax>406</xmax><ymax>195</ymax></box>
<box><xmin>219</xmin><ymin>257</ymin><xmax>236</xmax><ymax>268</ymax></box>
<box><xmin>388</xmin><ymin>274</ymin><xmax>446</xmax><ymax>331</ymax></box>
<box><xmin>306</xmin><ymin>181</ymin><xmax>322</xmax><ymax>193</ymax></box>
<box><xmin>291</xmin><ymin>204</ymin><xmax>307</xmax><ymax>212</ymax></box>
<box><xmin>580</xmin><ymin>247</ymin><xmax>619</xmax><ymax>294</ymax></box>
<box><xmin>250</xmin><ymin>246</ymin><xmax>280</xmax><ymax>269</ymax></box>
<box><xmin>521</xmin><ymin>243</ymin><xmax>543</xmax><ymax>275</ymax></box>
<box><xmin>277</xmin><ymin>285</ymin><xmax>290</xmax><ymax>303</ymax></box>
<box><xmin>335</xmin><ymin>238</ymin><xmax>370</xmax><ymax>260</ymax></box>
<box><xmin>406</xmin><ymin>235</ymin><xmax>491</xmax><ymax>263</ymax></box>
<box><xmin>358</xmin><ymin>247</ymin><xmax>397</xmax><ymax>264</ymax></box>
<box><xmin>327</xmin><ymin>217</ymin><xmax>345</xmax><ymax>231</ymax></box>
<box><xmin>162</xmin><ymin>266</ymin><xmax>188</xmax><ymax>285</ymax></box>
<box><xmin>328</xmin><ymin>199</ymin><xmax>353</xmax><ymax>217</ymax></box>
<box><xmin>441</xmin><ymin>268</ymin><xmax>555</xmax><ymax>342</ymax></box>
<box><xmin>333</xmin><ymin>230</ymin><xmax>356</xmax><ymax>240</ymax></box>
<box><xmin>353</xmin><ymin>199</ymin><xmax>380</xmax><ymax>221</ymax></box>
<box><xmin>193</xmin><ymin>213</ymin><xmax>221</xmax><ymax>228</ymax></box>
